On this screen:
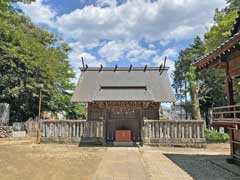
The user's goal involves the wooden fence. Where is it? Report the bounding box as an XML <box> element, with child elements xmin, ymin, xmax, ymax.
<box><xmin>41</xmin><ymin>120</ymin><xmax>104</xmax><ymax>144</ymax></box>
<box><xmin>211</xmin><ymin>105</ymin><xmax>240</xmax><ymax>162</ymax></box>
<box><xmin>212</xmin><ymin>105</ymin><xmax>240</xmax><ymax>122</ymax></box>
<box><xmin>142</xmin><ymin>120</ymin><xmax>206</xmax><ymax>147</ymax></box>
<box><xmin>39</xmin><ymin>119</ymin><xmax>206</xmax><ymax>147</ymax></box>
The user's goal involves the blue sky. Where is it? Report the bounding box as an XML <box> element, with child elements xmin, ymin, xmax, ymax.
<box><xmin>17</xmin><ymin>0</ymin><xmax>226</xmax><ymax>81</ymax></box>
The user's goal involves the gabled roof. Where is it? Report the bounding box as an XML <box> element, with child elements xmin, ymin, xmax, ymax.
<box><xmin>71</xmin><ymin>67</ymin><xmax>175</xmax><ymax>102</ymax></box>
<box><xmin>194</xmin><ymin>11</ymin><xmax>240</xmax><ymax>69</ymax></box>
<box><xmin>194</xmin><ymin>32</ymin><xmax>240</xmax><ymax>69</ymax></box>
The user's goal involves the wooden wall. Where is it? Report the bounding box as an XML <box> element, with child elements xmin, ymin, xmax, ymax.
<box><xmin>87</xmin><ymin>101</ymin><xmax>160</xmax><ymax>121</ymax></box>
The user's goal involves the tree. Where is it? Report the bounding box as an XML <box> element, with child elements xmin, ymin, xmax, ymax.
<box><xmin>186</xmin><ymin>66</ymin><xmax>201</xmax><ymax>120</ymax></box>
<box><xmin>204</xmin><ymin>9</ymin><xmax>238</xmax><ymax>52</ymax></box>
<box><xmin>173</xmin><ymin>36</ymin><xmax>205</xmax><ymax>101</ymax></box>
<box><xmin>0</xmin><ymin>0</ymin><xmax>85</xmax><ymax>121</ymax></box>
<box><xmin>173</xmin><ymin>36</ymin><xmax>205</xmax><ymax>119</ymax></box>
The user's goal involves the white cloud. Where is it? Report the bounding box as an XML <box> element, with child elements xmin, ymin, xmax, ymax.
<box><xmin>153</xmin><ymin>48</ymin><xmax>178</xmax><ymax>66</ymax></box>
<box><xmin>17</xmin><ymin>0</ymin><xmax>226</xmax><ymax>84</ymax></box>
<box><xmin>148</xmin><ymin>44</ymin><xmax>156</xmax><ymax>49</ymax></box>
<box><xmin>55</xmin><ymin>0</ymin><xmax>225</xmax><ymax>44</ymax></box>
<box><xmin>153</xmin><ymin>48</ymin><xmax>178</xmax><ymax>78</ymax></box>
<box><xmin>17</xmin><ymin>0</ymin><xmax>56</xmax><ymax>27</ymax></box>
<box><xmin>96</xmin><ymin>0</ymin><xmax>117</xmax><ymax>7</ymax></box>
<box><xmin>98</xmin><ymin>40</ymin><xmax>156</xmax><ymax>62</ymax></box>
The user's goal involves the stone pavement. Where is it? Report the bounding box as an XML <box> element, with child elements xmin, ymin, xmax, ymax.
<box><xmin>93</xmin><ymin>147</ymin><xmax>192</xmax><ymax>180</ymax></box>
<box><xmin>141</xmin><ymin>150</ymin><xmax>193</xmax><ymax>180</ymax></box>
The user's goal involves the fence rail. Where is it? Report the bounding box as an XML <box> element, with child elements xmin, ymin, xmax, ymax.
<box><xmin>142</xmin><ymin>120</ymin><xmax>206</xmax><ymax>147</ymax></box>
<box><xmin>212</xmin><ymin>105</ymin><xmax>240</xmax><ymax>123</ymax></box>
<box><xmin>39</xmin><ymin>119</ymin><xmax>206</xmax><ymax>147</ymax></box>
<box><xmin>41</xmin><ymin>120</ymin><xmax>104</xmax><ymax>144</ymax></box>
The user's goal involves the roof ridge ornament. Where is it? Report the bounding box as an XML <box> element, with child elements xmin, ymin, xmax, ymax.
<box><xmin>129</xmin><ymin>64</ymin><xmax>132</xmax><ymax>72</ymax></box>
<box><xmin>81</xmin><ymin>57</ymin><xmax>85</xmax><ymax>69</ymax></box>
<box><xmin>114</xmin><ymin>64</ymin><xmax>118</xmax><ymax>72</ymax></box>
<box><xmin>99</xmin><ymin>64</ymin><xmax>103</xmax><ymax>72</ymax></box>
<box><xmin>159</xmin><ymin>56</ymin><xmax>167</xmax><ymax>75</ymax></box>
<box><xmin>144</xmin><ymin>64</ymin><xmax>147</xmax><ymax>72</ymax></box>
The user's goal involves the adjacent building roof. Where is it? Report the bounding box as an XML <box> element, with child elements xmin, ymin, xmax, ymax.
<box><xmin>194</xmin><ymin>32</ymin><xmax>240</xmax><ymax>69</ymax></box>
<box><xmin>71</xmin><ymin>67</ymin><xmax>175</xmax><ymax>102</ymax></box>
<box><xmin>194</xmin><ymin>11</ymin><xmax>240</xmax><ymax>69</ymax></box>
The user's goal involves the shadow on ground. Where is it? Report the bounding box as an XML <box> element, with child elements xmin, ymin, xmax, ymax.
<box><xmin>164</xmin><ymin>154</ymin><xmax>240</xmax><ymax>180</ymax></box>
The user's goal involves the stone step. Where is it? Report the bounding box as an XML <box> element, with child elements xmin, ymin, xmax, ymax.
<box><xmin>113</xmin><ymin>141</ymin><xmax>135</xmax><ymax>147</ymax></box>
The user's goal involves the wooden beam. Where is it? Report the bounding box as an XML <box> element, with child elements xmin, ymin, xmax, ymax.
<box><xmin>226</xmin><ymin>62</ymin><xmax>234</xmax><ymax>106</ymax></box>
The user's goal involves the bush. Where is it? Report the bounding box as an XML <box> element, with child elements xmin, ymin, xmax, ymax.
<box><xmin>205</xmin><ymin>129</ymin><xmax>229</xmax><ymax>143</ymax></box>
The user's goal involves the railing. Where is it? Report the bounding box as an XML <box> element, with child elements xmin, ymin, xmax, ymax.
<box><xmin>212</xmin><ymin>105</ymin><xmax>240</xmax><ymax>122</ymax></box>
<box><xmin>41</xmin><ymin>120</ymin><xmax>104</xmax><ymax>143</ymax></box>
<box><xmin>142</xmin><ymin>120</ymin><xmax>206</xmax><ymax>147</ymax></box>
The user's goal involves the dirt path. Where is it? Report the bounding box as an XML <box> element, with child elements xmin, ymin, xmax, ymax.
<box><xmin>0</xmin><ymin>140</ymin><xmax>239</xmax><ymax>180</ymax></box>
<box><xmin>0</xmin><ymin>143</ymin><xmax>106</xmax><ymax>180</ymax></box>
<box><xmin>93</xmin><ymin>147</ymin><xmax>150</xmax><ymax>180</ymax></box>
<box><xmin>93</xmin><ymin>147</ymin><xmax>193</xmax><ymax>180</ymax></box>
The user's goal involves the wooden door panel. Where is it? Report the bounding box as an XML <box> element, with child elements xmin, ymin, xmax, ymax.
<box><xmin>106</xmin><ymin>109</ymin><xmax>141</xmax><ymax>142</ymax></box>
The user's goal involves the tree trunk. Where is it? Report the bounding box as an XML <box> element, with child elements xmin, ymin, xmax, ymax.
<box><xmin>191</xmin><ymin>83</ymin><xmax>201</xmax><ymax>120</ymax></box>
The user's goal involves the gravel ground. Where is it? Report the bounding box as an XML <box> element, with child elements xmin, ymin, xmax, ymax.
<box><xmin>165</xmin><ymin>154</ymin><xmax>240</xmax><ymax>180</ymax></box>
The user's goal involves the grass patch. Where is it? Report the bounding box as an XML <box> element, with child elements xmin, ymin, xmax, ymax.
<box><xmin>205</xmin><ymin>129</ymin><xmax>229</xmax><ymax>143</ymax></box>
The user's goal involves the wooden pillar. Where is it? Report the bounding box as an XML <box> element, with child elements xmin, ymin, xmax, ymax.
<box><xmin>226</xmin><ymin>62</ymin><xmax>234</xmax><ymax>106</ymax></box>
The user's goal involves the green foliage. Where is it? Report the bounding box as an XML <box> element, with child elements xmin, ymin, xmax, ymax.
<box><xmin>205</xmin><ymin>129</ymin><xmax>229</xmax><ymax>143</ymax></box>
<box><xmin>173</xmin><ymin>0</ymin><xmax>238</xmax><ymax>122</ymax></box>
<box><xmin>204</xmin><ymin>9</ymin><xmax>238</xmax><ymax>52</ymax></box>
<box><xmin>173</xmin><ymin>36</ymin><xmax>205</xmax><ymax>100</ymax></box>
<box><xmin>186</xmin><ymin>66</ymin><xmax>197</xmax><ymax>90</ymax></box>
<box><xmin>0</xmin><ymin>0</ymin><xmax>85</xmax><ymax>121</ymax></box>
<box><xmin>199</xmin><ymin>69</ymin><xmax>227</xmax><ymax>111</ymax></box>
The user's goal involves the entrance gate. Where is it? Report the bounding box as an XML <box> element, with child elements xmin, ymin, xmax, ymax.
<box><xmin>106</xmin><ymin>108</ymin><xmax>141</xmax><ymax>142</ymax></box>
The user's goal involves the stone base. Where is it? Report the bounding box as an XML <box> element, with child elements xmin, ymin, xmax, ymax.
<box><xmin>41</xmin><ymin>136</ymin><xmax>104</xmax><ymax>146</ymax></box>
<box><xmin>143</xmin><ymin>138</ymin><xmax>206</xmax><ymax>148</ymax></box>
<box><xmin>113</xmin><ymin>141</ymin><xmax>134</xmax><ymax>147</ymax></box>
<box><xmin>12</xmin><ymin>131</ymin><xmax>26</xmax><ymax>138</ymax></box>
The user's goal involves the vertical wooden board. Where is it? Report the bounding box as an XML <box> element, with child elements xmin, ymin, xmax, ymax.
<box><xmin>152</xmin><ymin>122</ymin><xmax>155</xmax><ymax>138</ymax></box>
<box><xmin>189</xmin><ymin>123</ymin><xmax>192</xmax><ymax>139</ymax></box>
<box><xmin>45</xmin><ymin>123</ymin><xmax>48</xmax><ymax>137</ymax></box>
<box><xmin>144</xmin><ymin>123</ymin><xmax>148</xmax><ymax>138</ymax></box>
<box><xmin>42</xmin><ymin>123</ymin><xmax>46</xmax><ymax>137</ymax></box>
<box><xmin>230</xmin><ymin>129</ymin><xmax>234</xmax><ymax>157</ymax></box>
<box><xmin>197</xmin><ymin>123</ymin><xmax>200</xmax><ymax>139</ymax></box>
<box><xmin>61</xmin><ymin>122</ymin><xmax>64</xmax><ymax>137</ymax></box>
<box><xmin>233</xmin><ymin>129</ymin><xmax>240</xmax><ymax>141</ymax></box>
<box><xmin>148</xmin><ymin>122</ymin><xmax>151</xmax><ymax>138</ymax></box>
<box><xmin>50</xmin><ymin>123</ymin><xmax>53</xmax><ymax>137</ymax></box>
<box><xmin>174</xmin><ymin>123</ymin><xmax>177</xmax><ymax>138</ymax></box>
<box><xmin>170</xmin><ymin>123</ymin><xmax>173</xmax><ymax>138</ymax></box>
<box><xmin>201</xmin><ymin>123</ymin><xmax>205</xmax><ymax>138</ymax></box>
<box><xmin>76</xmin><ymin>123</ymin><xmax>79</xmax><ymax>137</ymax></box>
<box><xmin>178</xmin><ymin>123</ymin><xmax>181</xmax><ymax>138</ymax></box>
<box><xmin>66</xmin><ymin>123</ymin><xmax>68</xmax><ymax>137</ymax></box>
<box><xmin>54</xmin><ymin>123</ymin><xmax>57</xmax><ymax>137</ymax></box>
<box><xmin>160</xmin><ymin>122</ymin><xmax>163</xmax><ymax>138</ymax></box>
<box><xmin>58</xmin><ymin>122</ymin><xmax>60</xmax><ymax>137</ymax></box>
<box><xmin>80</xmin><ymin>122</ymin><xmax>83</xmax><ymax>136</ymax></box>
<box><xmin>97</xmin><ymin>122</ymin><xmax>100</xmax><ymax>137</ymax></box>
<box><xmin>69</xmin><ymin>122</ymin><xmax>71</xmax><ymax>137</ymax></box>
<box><xmin>156</xmin><ymin>122</ymin><xmax>159</xmax><ymax>138</ymax></box>
<box><xmin>91</xmin><ymin>121</ymin><xmax>94</xmax><ymax>137</ymax></box>
<box><xmin>73</xmin><ymin>123</ymin><xmax>76</xmax><ymax>137</ymax></box>
<box><xmin>101</xmin><ymin>121</ymin><xmax>104</xmax><ymax>137</ymax></box>
<box><xmin>181</xmin><ymin>124</ymin><xmax>185</xmax><ymax>139</ymax></box>
<box><xmin>168</xmin><ymin>122</ymin><xmax>171</xmax><ymax>138</ymax></box>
